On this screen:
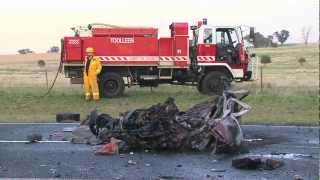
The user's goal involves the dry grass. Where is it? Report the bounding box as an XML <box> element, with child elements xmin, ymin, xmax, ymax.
<box><xmin>0</xmin><ymin>53</ymin><xmax>70</xmax><ymax>87</ymax></box>
<box><xmin>252</xmin><ymin>44</ymin><xmax>319</xmax><ymax>87</ymax></box>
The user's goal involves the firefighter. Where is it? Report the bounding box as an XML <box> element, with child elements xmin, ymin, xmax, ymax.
<box><xmin>83</xmin><ymin>47</ymin><xmax>102</xmax><ymax>101</ymax></box>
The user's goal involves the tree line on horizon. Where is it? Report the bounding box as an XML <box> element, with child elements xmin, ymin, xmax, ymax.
<box><xmin>17</xmin><ymin>46</ymin><xmax>60</xmax><ymax>55</ymax></box>
<box><xmin>245</xmin><ymin>26</ymin><xmax>312</xmax><ymax>48</ymax></box>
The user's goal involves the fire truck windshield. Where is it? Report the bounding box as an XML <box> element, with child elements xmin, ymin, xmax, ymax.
<box><xmin>216</xmin><ymin>28</ymin><xmax>240</xmax><ymax>47</ymax></box>
<box><xmin>229</xmin><ymin>29</ymin><xmax>240</xmax><ymax>46</ymax></box>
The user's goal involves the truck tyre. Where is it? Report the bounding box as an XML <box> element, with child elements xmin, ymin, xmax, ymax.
<box><xmin>99</xmin><ymin>72</ymin><xmax>125</xmax><ymax>98</ymax></box>
<box><xmin>200</xmin><ymin>72</ymin><xmax>231</xmax><ymax>95</ymax></box>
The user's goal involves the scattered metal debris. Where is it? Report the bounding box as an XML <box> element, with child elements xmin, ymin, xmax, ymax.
<box><xmin>87</xmin><ymin>90</ymin><xmax>251</xmax><ymax>154</ymax></box>
<box><xmin>210</xmin><ymin>168</ymin><xmax>226</xmax><ymax>172</ymax></box>
<box><xmin>49</xmin><ymin>168</ymin><xmax>61</xmax><ymax>178</ymax></box>
<box><xmin>264</xmin><ymin>159</ymin><xmax>284</xmax><ymax>170</ymax></box>
<box><xmin>127</xmin><ymin>160</ymin><xmax>137</xmax><ymax>165</ymax></box>
<box><xmin>158</xmin><ymin>175</ymin><xmax>184</xmax><ymax>180</ymax></box>
<box><xmin>113</xmin><ymin>175</ymin><xmax>125</xmax><ymax>180</ymax></box>
<box><xmin>94</xmin><ymin>137</ymin><xmax>122</xmax><ymax>155</ymax></box>
<box><xmin>243</xmin><ymin>138</ymin><xmax>264</xmax><ymax>142</ymax></box>
<box><xmin>26</xmin><ymin>133</ymin><xmax>42</xmax><ymax>143</ymax></box>
<box><xmin>70</xmin><ymin>126</ymin><xmax>101</xmax><ymax>145</ymax></box>
<box><xmin>293</xmin><ymin>175</ymin><xmax>304</xmax><ymax>180</ymax></box>
<box><xmin>232</xmin><ymin>157</ymin><xmax>262</xmax><ymax>169</ymax></box>
<box><xmin>232</xmin><ymin>157</ymin><xmax>284</xmax><ymax>170</ymax></box>
<box><xmin>48</xmin><ymin>132</ymin><xmax>65</xmax><ymax>141</ymax></box>
<box><xmin>253</xmin><ymin>153</ymin><xmax>313</xmax><ymax>160</ymax></box>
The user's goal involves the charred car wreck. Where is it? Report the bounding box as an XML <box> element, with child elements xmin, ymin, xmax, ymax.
<box><xmin>88</xmin><ymin>90</ymin><xmax>251</xmax><ymax>153</ymax></box>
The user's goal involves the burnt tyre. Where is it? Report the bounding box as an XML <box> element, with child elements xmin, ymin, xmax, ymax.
<box><xmin>99</xmin><ymin>72</ymin><xmax>125</xmax><ymax>98</ymax></box>
<box><xmin>56</xmin><ymin>113</ymin><xmax>80</xmax><ymax>123</ymax></box>
<box><xmin>200</xmin><ymin>72</ymin><xmax>231</xmax><ymax>95</ymax></box>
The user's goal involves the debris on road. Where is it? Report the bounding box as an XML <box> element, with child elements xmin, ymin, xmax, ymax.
<box><xmin>87</xmin><ymin>90</ymin><xmax>251</xmax><ymax>154</ymax></box>
<box><xmin>254</xmin><ymin>152</ymin><xmax>314</xmax><ymax>160</ymax></box>
<box><xmin>113</xmin><ymin>175</ymin><xmax>125</xmax><ymax>180</ymax></box>
<box><xmin>49</xmin><ymin>168</ymin><xmax>61</xmax><ymax>178</ymax></box>
<box><xmin>26</xmin><ymin>133</ymin><xmax>42</xmax><ymax>143</ymax></box>
<box><xmin>49</xmin><ymin>132</ymin><xmax>65</xmax><ymax>141</ymax></box>
<box><xmin>232</xmin><ymin>157</ymin><xmax>262</xmax><ymax>169</ymax></box>
<box><xmin>94</xmin><ymin>137</ymin><xmax>122</xmax><ymax>155</ymax></box>
<box><xmin>158</xmin><ymin>175</ymin><xmax>184</xmax><ymax>179</ymax></box>
<box><xmin>127</xmin><ymin>160</ymin><xmax>137</xmax><ymax>165</ymax></box>
<box><xmin>232</xmin><ymin>157</ymin><xmax>284</xmax><ymax>170</ymax></box>
<box><xmin>293</xmin><ymin>175</ymin><xmax>304</xmax><ymax>180</ymax></box>
<box><xmin>70</xmin><ymin>126</ymin><xmax>101</xmax><ymax>145</ymax></box>
<box><xmin>210</xmin><ymin>168</ymin><xmax>226</xmax><ymax>172</ymax></box>
<box><xmin>264</xmin><ymin>158</ymin><xmax>284</xmax><ymax>170</ymax></box>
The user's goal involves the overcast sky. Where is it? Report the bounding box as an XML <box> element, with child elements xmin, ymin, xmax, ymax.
<box><xmin>0</xmin><ymin>0</ymin><xmax>318</xmax><ymax>54</ymax></box>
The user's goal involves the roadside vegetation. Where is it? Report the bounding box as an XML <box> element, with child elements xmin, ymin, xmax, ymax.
<box><xmin>0</xmin><ymin>44</ymin><xmax>318</xmax><ymax>125</ymax></box>
<box><xmin>0</xmin><ymin>85</ymin><xmax>317</xmax><ymax>125</ymax></box>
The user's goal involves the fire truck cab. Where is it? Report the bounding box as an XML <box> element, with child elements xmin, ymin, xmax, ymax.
<box><xmin>61</xmin><ymin>20</ymin><xmax>255</xmax><ymax>98</ymax></box>
<box><xmin>189</xmin><ymin>24</ymin><xmax>253</xmax><ymax>92</ymax></box>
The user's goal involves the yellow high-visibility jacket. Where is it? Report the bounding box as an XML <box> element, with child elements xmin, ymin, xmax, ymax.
<box><xmin>83</xmin><ymin>56</ymin><xmax>102</xmax><ymax>77</ymax></box>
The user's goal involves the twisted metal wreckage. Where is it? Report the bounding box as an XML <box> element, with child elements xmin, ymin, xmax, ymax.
<box><xmin>88</xmin><ymin>90</ymin><xmax>251</xmax><ymax>153</ymax></box>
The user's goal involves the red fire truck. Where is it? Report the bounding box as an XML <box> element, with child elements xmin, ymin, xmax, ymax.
<box><xmin>61</xmin><ymin>19</ymin><xmax>255</xmax><ymax>97</ymax></box>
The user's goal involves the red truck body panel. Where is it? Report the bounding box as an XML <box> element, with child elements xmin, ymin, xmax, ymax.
<box><xmin>159</xmin><ymin>38</ymin><xmax>173</xmax><ymax>56</ymax></box>
<box><xmin>196</xmin><ymin>44</ymin><xmax>216</xmax><ymax>63</ymax></box>
<box><xmin>92</xmin><ymin>27</ymin><xmax>158</xmax><ymax>37</ymax></box>
<box><xmin>170</xmin><ymin>23</ymin><xmax>188</xmax><ymax>36</ymax></box>
<box><xmin>64</xmin><ymin>37</ymin><xmax>83</xmax><ymax>62</ymax></box>
<box><xmin>63</xmin><ymin>23</ymin><xmax>190</xmax><ymax>68</ymax></box>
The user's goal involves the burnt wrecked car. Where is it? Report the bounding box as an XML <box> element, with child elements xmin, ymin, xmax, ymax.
<box><xmin>88</xmin><ymin>90</ymin><xmax>251</xmax><ymax>154</ymax></box>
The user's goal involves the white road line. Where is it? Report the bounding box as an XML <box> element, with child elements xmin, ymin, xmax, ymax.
<box><xmin>274</xmin><ymin>144</ymin><xmax>320</xmax><ymax>149</ymax></box>
<box><xmin>0</xmin><ymin>140</ymin><xmax>69</xmax><ymax>143</ymax></box>
<box><xmin>242</xmin><ymin>125</ymin><xmax>319</xmax><ymax>129</ymax></box>
<box><xmin>0</xmin><ymin>123</ymin><xmax>80</xmax><ymax>125</ymax></box>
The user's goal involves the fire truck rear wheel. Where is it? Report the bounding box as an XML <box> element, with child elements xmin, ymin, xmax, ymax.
<box><xmin>99</xmin><ymin>73</ymin><xmax>125</xmax><ymax>98</ymax></box>
<box><xmin>200</xmin><ymin>72</ymin><xmax>231</xmax><ymax>95</ymax></box>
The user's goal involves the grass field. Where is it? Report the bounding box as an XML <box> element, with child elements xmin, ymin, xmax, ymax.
<box><xmin>0</xmin><ymin>44</ymin><xmax>318</xmax><ymax>124</ymax></box>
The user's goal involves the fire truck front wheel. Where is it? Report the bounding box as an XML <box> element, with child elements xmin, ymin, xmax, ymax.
<box><xmin>99</xmin><ymin>73</ymin><xmax>125</xmax><ymax>98</ymax></box>
<box><xmin>200</xmin><ymin>72</ymin><xmax>231</xmax><ymax>95</ymax></box>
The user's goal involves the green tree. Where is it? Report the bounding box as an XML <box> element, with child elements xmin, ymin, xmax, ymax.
<box><xmin>274</xmin><ymin>30</ymin><xmax>290</xmax><ymax>45</ymax></box>
<box><xmin>267</xmin><ymin>35</ymin><xmax>273</xmax><ymax>47</ymax></box>
<box><xmin>244</xmin><ymin>32</ymin><xmax>272</xmax><ymax>48</ymax></box>
<box><xmin>244</xmin><ymin>32</ymin><xmax>278</xmax><ymax>48</ymax></box>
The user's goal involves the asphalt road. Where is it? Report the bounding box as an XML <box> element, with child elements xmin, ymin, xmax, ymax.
<box><xmin>0</xmin><ymin>123</ymin><xmax>319</xmax><ymax>179</ymax></box>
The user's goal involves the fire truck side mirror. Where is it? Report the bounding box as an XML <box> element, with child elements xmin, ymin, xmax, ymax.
<box><xmin>249</xmin><ymin>27</ymin><xmax>255</xmax><ymax>42</ymax></box>
<box><xmin>88</xmin><ymin>24</ymin><xmax>92</xmax><ymax>30</ymax></box>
